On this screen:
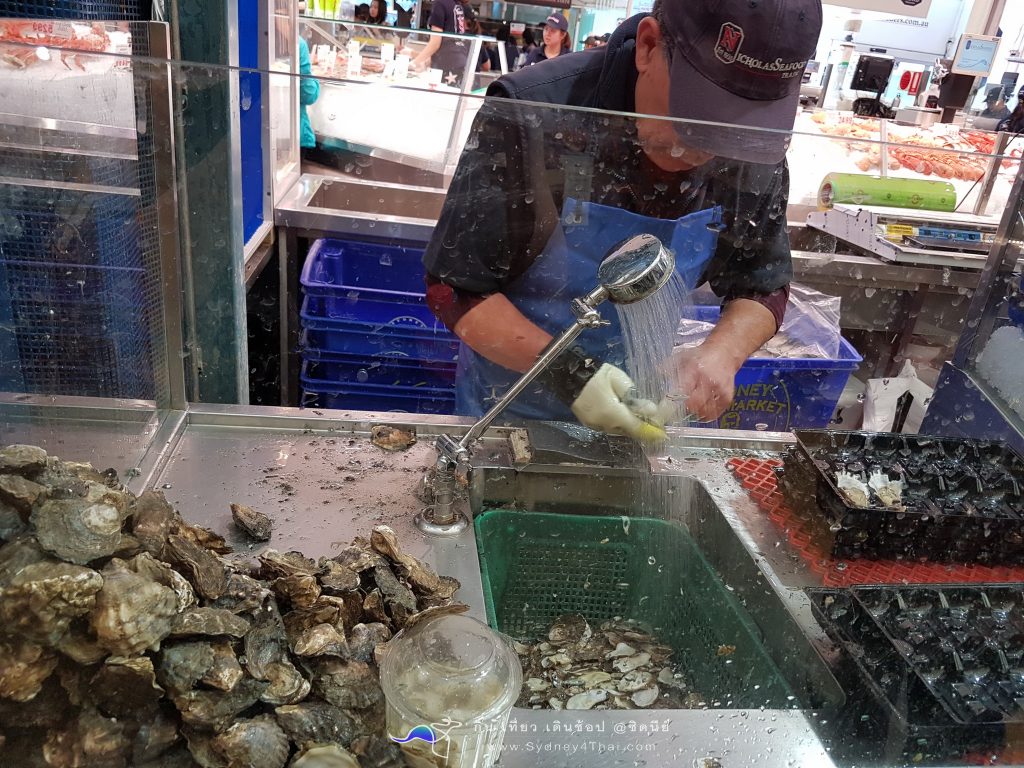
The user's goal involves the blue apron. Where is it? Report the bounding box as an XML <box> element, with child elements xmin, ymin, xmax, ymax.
<box><xmin>455</xmin><ymin>198</ymin><xmax>723</xmax><ymax>420</ymax></box>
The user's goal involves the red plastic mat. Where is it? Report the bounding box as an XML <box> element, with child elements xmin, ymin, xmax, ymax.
<box><xmin>727</xmin><ymin>457</ymin><xmax>1024</xmax><ymax>588</ymax></box>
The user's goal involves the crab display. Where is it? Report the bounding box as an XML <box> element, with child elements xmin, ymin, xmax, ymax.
<box><xmin>0</xmin><ymin>444</ymin><xmax>462</xmax><ymax>768</ymax></box>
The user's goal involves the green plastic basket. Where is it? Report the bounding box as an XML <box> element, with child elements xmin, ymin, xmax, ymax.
<box><xmin>474</xmin><ymin>509</ymin><xmax>795</xmax><ymax>708</ymax></box>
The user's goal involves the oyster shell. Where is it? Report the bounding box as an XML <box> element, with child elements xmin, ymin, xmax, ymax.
<box><xmin>173</xmin><ymin>678</ymin><xmax>267</xmax><ymax>731</ymax></box>
<box><xmin>0</xmin><ymin>560</ymin><xmax>102</xmax><ymax>645</ymax></box>
<box><xmin>172</xmin><ymin>519</ymin><xmax>231</xmax><ymax>555</ymax></box>
<box><xmin>90</xmin><ymin>559</ymin><xmax>178</xmax><ymax>656</ymax></box>
<box><xmin>612</xmin><ymin>652</ymin><xmax>651</xmax><ymax>674</ymax></box>
<box><xmin>548</xmin><ymin>613</ymin><xmax>591</xmax><ymax>645</ymax></box>
<box><xmin>0</xmin><ymin>474</ymin><xmax>45</xmax><ymax>513</ymax></box>
<box><xmin>370</xmin><ymin>425</ymin><xmax>416</xmax><ymax>452</ymax></box>
<box><xmin>0</xmin><ymin>639</ymin><xmax>58</xmax><ymax>701</ymax></box>
<box><xmin>203</xmin><ymin>642</ymin><xmax>245</xmax><ymax>692</ymax></box>
<box><xmin>290</xmin><ymin>745</ymin><xmax>361</xmax><ymax>768</ymax></box>
<box><xmin>631</xmin><ymin>685</ymin><xmax>659</xmax><ymax>707</ymax></box>
<box><xmin>128</xmin><ymin>552</ymin><xmax>197</xmax><ymax>613</ymax></box>
<box><xmin>261</xmin><ymin>661</ymin><xmax>311</xmax><ymax>706</ymax></box>
<box><xmin>130</xmin><ymin>491</ymin><xmax>178</xmax><ymax>556</ymax></box>
<box><xmin>331</xmin><ymin>543</ymin><xmax>384</xmax><ymax>573</ymax></box>
<box><xmin>164</xmin><ymin>534</ymin><xmax>228</xmax><ymax>601</ymax></box>
<box><xmin>212</xmin><ymin>715</ymin><xmax>289</xmax><ymax>768</ymax></box>
<box><xmin>259</xmin><ymin>550</ymin><xmax>318</xmax><ymax>579</ymax></box>
<box><xmin>43</xmin><ymin>708</ymin><xmax>131</xmax><ymax>768</ymax></box>
<box><xmin>211</xmin><ymin>572</ymin><xmax>271</xmax><ymax>614</ymax></box>
<box><xmin>0</xmin><ymin>444</ymin><xmax>47</xmax><ymax>476</ymax></box>
<box><xmin>369</xmin><ymin>525</ymin><xmax>446</xmax><ymax>596</ymax></box>
<box><xmin>131</xmin><ymin>707</ymin><xmax>182</xmax><ymax>764</ymax></box>
<box><xmin>275</xmin><ymin>701</ymin><xmax>357</xmax><ymax>749</ymax></box>
<box><xmin>361</xmin><ymin>590</ymin><xmax>389</xmax><ymax>626</ymax></box>
<box><xmin>372</xmin><ymin>563</ymin><xmax>417</xmax><ymax>612</ymax></box>
<box><xmin>0</xmin><ymin>535</ymin><xmax>48</xmax><ymax>583</ymax></box>
<box><xmin>170</xmin><ymin>607</ymin><xmax>251</xmax><ymax>638</ymax></box>
<box><xmin>836</xmin><ymin>472</ymin><xmax>871</xmax><ymax>508</ymax></box>
<box><xmin>317</xmin><ymin>560</ymin><xmax>359</xmax><ymax>595</ymax></box>
<box><xmin>244</xmin><ymin>600</ymin><xmax>290</xmax><ymax>680</ymax></box>
<box><xmin>566</xmin><ymin>689</ymin><xmax>607</xmax><ymax>710</ymax></box>
<box><xmin>182</xmin><ymin>726</ymin><xmax>229</xmax><ymax>768</ymax></box>
<box><xmin>311</xmin><ymin>659</ymin><xmax>383</xmax><ymax>710</ymax></box>
<box><xmin>0</xmin><ymin>500</ymin><xmax>27</xmax><ymax>541</ymax></box>
<box><xmin>293</xmin><ymin>623</ymin><xmax>348</xmax><ymax>658</ymax></box>
<box><xmin>273</xmin><ymin>574</ymin><xmax>321</xmax><ymax>610</ymax></box>
<box><xmin>347</xmin><ymin>622</ymin><xmax>391</xmax><ymax>663</ymax></box>
<box><xmin>30</xmin><ymin>499</ymin><xmax>126</xmax><ymax>565</ymax></box>
<box><xmin>230</xmin><ymin>503</ymin><xmax>273</xmax><ymax>541</ymax></box>
<box><xmin>90</xmin><ymin>655</ymin><xmax>164</xmax><ymax>720</ymax></box>
<box><xmin>157</xmin><ymin>642</ymin><xmax>217</xmax><ymax>695</ymax></box>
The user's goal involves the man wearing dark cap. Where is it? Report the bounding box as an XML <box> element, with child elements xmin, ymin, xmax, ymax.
<box><xmin>423</xmin><ymin>0</ymin><xmax>822</xmax><ymax>438</ymax></box>
<box><xmin>525</xmin><ymin>12</ymin><xmax>570</xmax><ymax>66</ymax></box>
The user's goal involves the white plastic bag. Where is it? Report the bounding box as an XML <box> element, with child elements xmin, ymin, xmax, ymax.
<box><xmin>862</xmin><ymin>360</ymin><xmax>934</xmax><ymax>434</ymax></box>
<box><xmin>675</xmin><ymin>284</ymin><xmax>843</xmax><ymax>360</ymax></box>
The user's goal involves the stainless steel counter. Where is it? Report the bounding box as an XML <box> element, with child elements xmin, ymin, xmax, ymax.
<box><xmin>2</xmin><ymin>398</ymin><xmax>854</xmax><ymax>766</ymax></box>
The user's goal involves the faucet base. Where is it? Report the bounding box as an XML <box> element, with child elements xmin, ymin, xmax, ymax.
<box><xmin>414</xmin><ymin>508</ymin><xmax>470</xmax><ymax>537</ymax></box>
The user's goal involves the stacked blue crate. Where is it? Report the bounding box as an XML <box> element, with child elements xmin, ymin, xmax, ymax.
<box><xmin>0</xmin><ymin>151</ymin><xmax>154</xmax><ymax>399</ymax></box>
<box><xmin>298</xmin><ymin>238</ymin><xmax>458</xmax><ymax>413</ymax></box>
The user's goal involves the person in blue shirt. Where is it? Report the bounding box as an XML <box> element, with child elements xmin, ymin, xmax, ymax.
<box><xmin>298</xmin><ymin>36</ymin><xmax>320</xmax><ymax>149</ymax></box>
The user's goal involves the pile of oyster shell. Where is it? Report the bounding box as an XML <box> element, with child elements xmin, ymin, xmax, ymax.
<box><xmin>515</xmin><ymin>614</ymin><xmax>703</xmax><ymax>711</ymax></box>
<box><xmin>0</xmin><ymin>444</ymin><xmax>460</xmax><ymax>768</ymax></box>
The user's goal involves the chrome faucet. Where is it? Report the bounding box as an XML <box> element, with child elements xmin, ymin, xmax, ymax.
<box><xmin>415</xmin><ymin>234</ymin><xmax>676</xmax><ymax>536</ymax></box>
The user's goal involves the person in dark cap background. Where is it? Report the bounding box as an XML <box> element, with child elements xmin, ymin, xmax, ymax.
<box><xmin>981</xmin><ymin>86</ymin><xmax>1011</xmax><ymax>121</ymax></box>
<box><xmin>525</xmin><ymin>12</ymin><xmax>570</xmax><ymax>66</ymax></box>
<box><xmin>423</xmin><ymin>0</ymin><xmax>822</xmax><ymax>437</ymax></box>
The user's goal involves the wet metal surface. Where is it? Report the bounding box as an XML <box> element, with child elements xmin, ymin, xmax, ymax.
<box><xmin>2</xmin><ymin>401</ymin><xmax>839</xmax><ymax>766</ymax></box>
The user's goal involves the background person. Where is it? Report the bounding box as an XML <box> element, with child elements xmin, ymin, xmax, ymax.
<box><xmin>410</xmin><ymin>0</ymin><xmax>469</xmax><ymax>84</ymax></box>
<box><xmin>367</xmin><ymin>0</ymin><xmax>389</xmax><ymax>26</ymax></box>
<box><xmin>981</xmin><ymin>86</ymin><xmax>1011</xmax><ymax>121</ymax></box>
<box><xmin>524</xmin><ymin>13</ymin><xmax>569</xmax><ymax>66</ymax></box>
<box><xmin>422</xmin><ymin>0</ymin><xmax>822</xmax><ymax>437</ymax></box>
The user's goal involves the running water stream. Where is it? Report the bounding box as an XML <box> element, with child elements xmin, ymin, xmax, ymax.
<box><xmin>615</xmin><ymin>270</ymin><xmax>691</xmax><ymax>408</ymax></box>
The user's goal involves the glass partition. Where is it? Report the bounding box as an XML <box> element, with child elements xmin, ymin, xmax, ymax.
<box><xmin>1</xmin><ymin>34</ymin><xmax>1024</xmax><ymax>768</ymax></box>
<box><xmin>299</xmin><ymin>16</ymin><xmax>497</xmax><ymax>178</ymax></box>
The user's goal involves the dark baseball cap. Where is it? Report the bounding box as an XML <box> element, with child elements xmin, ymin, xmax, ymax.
<box><xmin>660</xmin><ymin>0</ymin><xmax>822</xmax><ymax>164</ymax></box>
<box><xmin>545</xmin><ymin>12</ymin><xmax>568</xmax><ymax>32</ymax></box>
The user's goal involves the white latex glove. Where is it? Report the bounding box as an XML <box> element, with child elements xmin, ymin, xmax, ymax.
<box><xmin>570</xmin><ymin>364</ymin><xmax>667</xmax><ymax>443</ymax></box>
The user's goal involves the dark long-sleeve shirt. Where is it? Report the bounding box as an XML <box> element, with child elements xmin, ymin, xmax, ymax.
<box><xmin>423</xmin><ymin>14</ymin><xmax>793</xmax><ymax>331</ymax></box>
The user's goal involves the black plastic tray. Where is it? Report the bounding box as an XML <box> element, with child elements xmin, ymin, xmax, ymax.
<box><xmin>808</xmin><ymin>587</ymin><xmax>1009</xmax><ymax>762</ymax></box>
<box><xmin>781</xmin><ymin>430</ymin><xmax>1024</xmax><ymax>564</ymax></box>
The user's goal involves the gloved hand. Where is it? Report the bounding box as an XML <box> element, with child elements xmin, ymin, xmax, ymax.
<box><xmin>537</xmin><ymin>347</ymin><xmax>666</xmax><ymax>443</ymax></box>
<box><xmin>572</xmin><ymin>365</ymin><xmax>667</xmax><ymax>443</ymax></box>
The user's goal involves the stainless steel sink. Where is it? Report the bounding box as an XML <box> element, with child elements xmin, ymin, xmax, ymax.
<box><xmin>275</xmin><ymin>173</ymin><xmax>447</xmax><ymax>240</ymax></box>
<box><xmin>467</xmin><ymin>464</ymin><xmax>844</xmax><ymax>711</ymax></box>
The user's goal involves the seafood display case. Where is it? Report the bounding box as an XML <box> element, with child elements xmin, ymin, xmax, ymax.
<box><xmin>299</xmin><ymin>16</ymin><xmax>501</xmax><ymax>178</ymax></box>
<box><xmin>790</xmin><ymin>110</ymin><xmax>1018</xmax><ymax>269</ymax></box>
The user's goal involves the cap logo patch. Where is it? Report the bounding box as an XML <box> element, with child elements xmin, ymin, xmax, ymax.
<box><xmin>715</xmin><ymin>22</ymin><xmax>744</xmax><ymax>64</ymax></box>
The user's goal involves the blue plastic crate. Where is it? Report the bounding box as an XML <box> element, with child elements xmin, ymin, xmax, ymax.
<box><xmin>300</xmin><ymin>238</ymin><xmax>428</xmax><ymax>299</ymax></box>
<box><xmin>301</xmin><ymin>296</ymin><xmax>459</xmax><ymax>363</ymax></box>
<box><xmin>300</xmin><ymin>292</ymin><xmax>446</xmax><ymax>333</ymax></box>
<box><xmin>300</xmin><ymin>383</ymin><xmax>456</xmax><ymax>414</ymax></box>
<box><xmin>300</xmin><ymin>356</ymin><xmax>456</xmax><ymax>390</ymax></box>
<box><xmin>684</xmin><ymin>306</ymin><xmax>861</xmax><ymax>431</ymax></box>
